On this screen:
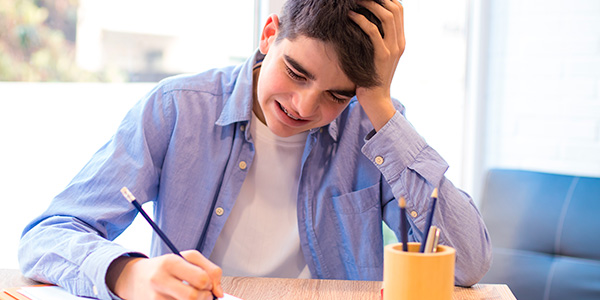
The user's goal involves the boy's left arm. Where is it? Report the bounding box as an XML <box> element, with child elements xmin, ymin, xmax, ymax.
<box><xmin>350</xmin><ymin>0</ymin><xmax>492</xmax><ymax>286</ymax></box>
<box><xmin>361</xmin><ymin>109</ymin><xmax>493</xmax><ymax>286</ymax></box>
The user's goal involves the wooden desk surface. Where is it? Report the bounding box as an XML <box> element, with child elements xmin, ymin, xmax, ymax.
<box><xmin>1</xmin><ymin>269</ymin><xmax>516</xmax><ymax>300</ymax></box>
<box><xmin>221</xmin><ymin>276</ymin><xmax>516</xmax><ymax>300</ymax></box>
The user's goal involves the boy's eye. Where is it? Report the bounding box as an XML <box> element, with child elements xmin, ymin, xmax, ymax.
<box><xmin>328</xmin><ymin>92</ymin><xmax>349</xmax><ymax>104</ymax></box>
<box><xmin>285</xmin><ymin>65</ymin><xmax>306</xmax><ymax>81</ymax></box>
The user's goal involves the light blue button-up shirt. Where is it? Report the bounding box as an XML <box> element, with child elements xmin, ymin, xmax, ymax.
<box><xmin>19</xmin><ymin>51</ymin><xmax>491</xmax><ymax>299</ymax></box>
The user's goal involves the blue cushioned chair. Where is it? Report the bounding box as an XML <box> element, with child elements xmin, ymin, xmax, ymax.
<box><xmin>479</xmin><ymin>169</ymin><xmax>600</xmax><ymax>300</ymax></box>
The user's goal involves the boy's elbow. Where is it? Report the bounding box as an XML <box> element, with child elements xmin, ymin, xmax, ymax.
<box><xmin>18</xmin><ymin>227</ymin><xmax>43</xmax><ymax>279</ymax></box>
<box><xmin>455</xmin><ymin>238</ymin><xmax>493</xmax><ymax>287</ymax></box>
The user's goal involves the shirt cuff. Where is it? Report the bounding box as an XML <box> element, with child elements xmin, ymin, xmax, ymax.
<box><xmin>361</xmin><ymin>111</ymin><xmax>428</xmax><ymax>182</ymax></box>
<box><xmin>76</xmin><ymin>244</ymin><xmax>147</xmax><ymax>299</ymax></box>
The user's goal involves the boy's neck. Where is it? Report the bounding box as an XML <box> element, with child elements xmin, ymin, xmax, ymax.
<box><xmin>252</xmin><ymin>66</ymin><xmax>266</xmax><ymax>125</ymax></box>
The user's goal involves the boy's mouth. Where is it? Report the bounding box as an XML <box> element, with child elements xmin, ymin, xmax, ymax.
<box><xmin>278</xmin><ymin>102</ymin><xmax>305</xmax><ymax>121</ymax></box>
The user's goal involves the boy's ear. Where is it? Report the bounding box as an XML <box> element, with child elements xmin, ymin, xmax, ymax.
<box><xmin>259</xmin><ymin>14</ymin><xmax>280</xmax><ymax>54</ymax></box>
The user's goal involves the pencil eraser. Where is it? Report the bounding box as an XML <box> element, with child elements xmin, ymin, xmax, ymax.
<box><xmin>399</xmin><ymin>197</ymin><xmax>406</xmax><ymax>207</ymax></box>
<box><xmin>120</xmin><ymin>187</ymin><xmax>136</xmax><ymax>202</ymax></box>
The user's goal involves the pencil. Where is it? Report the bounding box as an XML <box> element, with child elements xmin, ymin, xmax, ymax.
<box><xmin>399</xmin><ymin>197</ymin><xmax>409</xmax><ymax>252</ymax></box>
<box><xmin>120</xmin><ymin>187</ymin><xmax>218</xmax><ymax>300</ymax></box>
<box><xmin>120</xmin><ymin>187</ymin><xmax>182</xmax><ymax>257</ymax></box>
<box><xmin>419</xmin><ymin>188</ymin><xmax>439</xmax><ymax>253</ymax></box>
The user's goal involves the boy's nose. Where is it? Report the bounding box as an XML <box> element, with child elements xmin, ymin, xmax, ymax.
<box><xmin>294</xmin><ymin>90</ymin><xmax>320</xmax><ymax>118</ymax></box>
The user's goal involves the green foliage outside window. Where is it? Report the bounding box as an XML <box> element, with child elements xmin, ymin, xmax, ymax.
<box><xmin>0</xmin><ymin>0</ymin><xmax>122</xmax><ymax>81</ymax></box>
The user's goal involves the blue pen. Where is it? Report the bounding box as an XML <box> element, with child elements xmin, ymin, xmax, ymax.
<box><xmin>419</xmin><ymin>188</ymin><xmax>439</xmax><ymax>253</ymax></box>
<box><xmin>120</xmin><ymin>187</ymin><xmax>219</xmax><ymax>300</ymax></box>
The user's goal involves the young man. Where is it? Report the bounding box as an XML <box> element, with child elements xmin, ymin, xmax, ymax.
<box><xmin>19</xmin><ymin>0</ymin><xmax>492</xmax><ymax>299</ymax></box>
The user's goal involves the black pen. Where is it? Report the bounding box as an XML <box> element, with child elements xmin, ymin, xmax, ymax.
<box><xmin>120</xmin><ymin>187</ymin><xmax>219</xmax><ymax>300</ymax></box>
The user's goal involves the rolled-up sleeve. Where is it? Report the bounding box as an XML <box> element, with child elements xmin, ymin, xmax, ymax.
<box><xmin>362</xmin><ymin>110</ymin><xmax>492</xmax><ymax>286</ymax></box>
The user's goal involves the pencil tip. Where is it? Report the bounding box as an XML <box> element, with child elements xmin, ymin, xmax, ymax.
<box><xmin>120</xmin><ymin>187</ymin><xmax>136</xmax><ymax>203</ymax></box>
<box><xmin>431</xmin><ymin>188</ymin><xmax>438</xmax><ymax>198</ymax></box>
<box><xmin>399</xmin><ymin>197</ymin><xmax>406</xmax><ymax>208</ymax></box>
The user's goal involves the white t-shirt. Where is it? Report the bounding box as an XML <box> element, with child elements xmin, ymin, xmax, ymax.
<box><xmin>209</xmin><ymin>112</ymin><xmax>311</xmax><ymax>278</ymax></box>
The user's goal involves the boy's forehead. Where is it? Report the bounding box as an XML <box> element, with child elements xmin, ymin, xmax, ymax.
<box><xmin>279</xmin><ymin>36</ymin><xmax>353</xmax><ymax>86</ymax></box>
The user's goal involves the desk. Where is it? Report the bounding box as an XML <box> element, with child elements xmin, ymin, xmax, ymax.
<box><xmin>1</xmin><ymin>269</ymin><xmax>516</xmax><ymax>300</ymax></box>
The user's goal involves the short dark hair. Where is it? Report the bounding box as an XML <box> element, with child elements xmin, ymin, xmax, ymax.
<box><xmin>277</xmin><ymin>0</ymin><xmax>385</xmax><ymax>88</ymax></box>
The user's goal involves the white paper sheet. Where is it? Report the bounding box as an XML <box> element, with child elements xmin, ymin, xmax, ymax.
<box><xmin>221</xmin><ymin>293</ymin><xmax>244</xmax><ymax>300</ymax></box>
<box><xmin>18</xmin><ymin>286</ymin><xmax>89</xmax><ymax>300</ymax></box>
<box><xmin>18</xmin><ymin>285</ymin><xmax>243</xmax><ymax>300</ymax></box>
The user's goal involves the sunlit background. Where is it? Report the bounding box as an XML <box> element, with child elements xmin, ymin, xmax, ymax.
<box><xmin>1</xmin><ymin>0</ymin><xmax>599</xmax><ymax>269</ymax></box>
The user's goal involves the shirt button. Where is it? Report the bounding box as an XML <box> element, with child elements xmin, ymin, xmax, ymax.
<box><xmin>410</xmin><ymin>211</ymin><xmax>418</xmax><ymax>218</ymax></box>
<box><xmin>239</xmin><ymin>161</ymin><xmax>247</xmax><ymax>170</ymax></box>
<box><xmin>375</xmin><ymin>156</ymin><xmax>384</xmax><ymax>165</ymax></box>
<box><xmin>92</xmin><ymin>285</ymin><xmax>98</xmax><ymax>296</ymax></box>
<box><xmin>240</xmin><ymin>125</ymin><xmax>246</xmax><ymax>131</ymax></box>
<box><xmin>215</xmin><ymin>207</ymin><xmax>224</xmax><ymax>216</ymax></box>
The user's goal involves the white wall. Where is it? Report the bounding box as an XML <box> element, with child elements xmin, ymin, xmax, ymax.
<box><xmin>483</xmin><ymin>0</ymin><xmax>600</xmax><ymax>177</ymax></box>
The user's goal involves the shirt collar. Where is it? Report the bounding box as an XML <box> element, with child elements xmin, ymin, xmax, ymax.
<box><xmin>215</xmin><ymin>50</ymin><xmax>264</xmax><ymax>127</ymax></box>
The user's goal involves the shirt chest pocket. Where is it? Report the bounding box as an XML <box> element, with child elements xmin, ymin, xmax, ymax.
<box><xmin>331</xmin><ymin>183</ymin><xmax>380</xmax><ymax>214</ymax></box>
<box><xmin>330</xmin><ymin>183</ymin><xmax>384</xmax><ymax>269</ymax></box>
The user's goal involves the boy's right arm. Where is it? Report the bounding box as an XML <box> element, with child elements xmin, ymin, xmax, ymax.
<box><xmin>19</xmin><ymin>217</ymin><xmax>222</xmax><ymax>300</ymax></box>
<box><xmin>19</xmin><ymin>85</ymin><xmax>221</xmax><ymax>299</ymax></box>
<box><xmin>19</xmin><ymin>215</ymin><xmax>145</xmax><ymax>299</ymax></box>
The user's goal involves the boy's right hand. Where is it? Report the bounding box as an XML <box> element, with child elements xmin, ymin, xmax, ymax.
<box><xmin>106</xmin><ymin>250</ymin><xmax>223</xmax><ymax>300</ymax></box>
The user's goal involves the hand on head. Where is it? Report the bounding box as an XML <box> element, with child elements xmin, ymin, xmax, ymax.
<box><xmin>349</xmin><ymin>0</ymin><xmax>405</xmax><ymax>131</ymax></box>
<box><xmin>106</xmin><ymin>250</ymin><xmax>223</xmax><ymax>300</ymax></box>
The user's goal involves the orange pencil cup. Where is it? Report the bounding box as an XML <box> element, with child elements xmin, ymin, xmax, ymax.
<box><xmin>383</xmin><ymin>242</ymin><xmax>455</xmax><ymax>300</ymax></box>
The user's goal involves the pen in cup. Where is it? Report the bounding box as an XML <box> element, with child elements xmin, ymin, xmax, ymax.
<box><xmin>423</xmin><ymin>226</ymin><xmax>440</xmax><ymax>253</ymax></box>
<box><xmin>431</xmin><ymin>227</ymin><xmax>441</xmax><ymax>253</ymax></box>
<box><xmin>120</xmin><ymin>187</ymin><xmax>219</xmax><ymax>300</ymax></box>
<box><xmin>420</xmin><ymin>188</ymin><xmax>439</xmax><ymax>253</ymax></box>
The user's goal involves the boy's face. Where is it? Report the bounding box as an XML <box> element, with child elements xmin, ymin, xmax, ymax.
<box><xmin>253</xmin><ymin>16</ymin><xmax>356</xmax><ymax>138</ymax></box>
